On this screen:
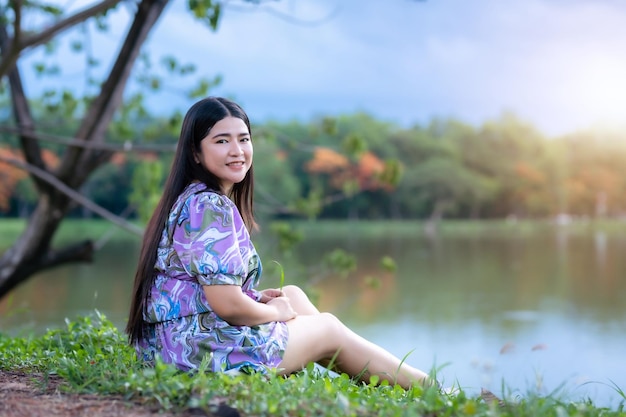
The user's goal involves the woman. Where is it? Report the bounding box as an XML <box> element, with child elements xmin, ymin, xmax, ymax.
<box><xmin>126</xmin><ymin>97</ymin><xmax>433</xmax><ymax>389</ymax></box>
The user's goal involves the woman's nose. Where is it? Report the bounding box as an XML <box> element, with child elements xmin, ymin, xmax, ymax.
<box><xmin>229</xmin><ymin>141</ymin><xmax>243</xmax><ymax>155</ymax></box>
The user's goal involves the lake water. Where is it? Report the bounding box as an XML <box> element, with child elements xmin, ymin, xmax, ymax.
<box><xmin>1</xmin><ymin>220</ymin><xmax>625</xmax><ymax>408</ymax></box>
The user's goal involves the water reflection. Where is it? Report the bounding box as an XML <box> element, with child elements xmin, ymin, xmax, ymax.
<box><xmin>0</xmin><ymin>240</ymin><xmax>140</xmax><ymax>332</ymax></box>
<box><xmin>296</xmin><ymin>224</ymin><xmax>626</xmax><ymax>407</ymax></box>
<box><xmin>1</xmin><ymin>222</ymin><xmax>625</xmax><ymax>408</ymax></box>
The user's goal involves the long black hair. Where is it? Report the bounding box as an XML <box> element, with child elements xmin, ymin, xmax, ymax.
<box><xmin>126</xmin><ymin>97</ymin><xmax>256</xmax><ymax>344</ymax></box>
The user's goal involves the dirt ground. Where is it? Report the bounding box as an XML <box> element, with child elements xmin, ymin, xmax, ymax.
<box><xmin>0</xmin><ymin>371</ymin><xmax>240</xmax><ymax>417</ymax></box>
<box><xmin>0</xmin><ymin>370</ymin><xmax>504</xmax><ymax>416</ymax></box>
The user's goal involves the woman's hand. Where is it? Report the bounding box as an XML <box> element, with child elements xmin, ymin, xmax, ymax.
<box><xmin>259</xmin><ymin>288</ymin><xmax>284</xmax><ymax>303</ymax></box>
<box><xmin>267</xmin><ymin>296</ymin><xmax>297</xmax><ymax>322</ymax></box>
<box><xmin>203</xmin><ymin>285</ymin><xmax>294</xmax><ymax>326</ymax></box>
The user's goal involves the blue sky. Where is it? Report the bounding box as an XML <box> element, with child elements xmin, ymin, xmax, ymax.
<box><xmin>23</xmin><ymin>0</ymin><xmax>626</xmax><ymax>137</ymax></box>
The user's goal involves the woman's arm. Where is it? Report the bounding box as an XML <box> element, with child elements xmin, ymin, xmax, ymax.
<box><xmin>203</xmin><ymin>285</ymin><xmax>296</xmax><ymax>326</ymax></box>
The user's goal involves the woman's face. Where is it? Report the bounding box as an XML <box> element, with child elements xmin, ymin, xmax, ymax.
<box><xmin>196</xmin><ymin>116</ymin><xmax>253</xmax><ymax>194</ymax></box>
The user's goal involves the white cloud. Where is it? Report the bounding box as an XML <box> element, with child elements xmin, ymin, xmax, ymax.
<box><xmin>17</xmin><ymin>0</ymin><xmax>626</xmax><ymax>136</ymax></box>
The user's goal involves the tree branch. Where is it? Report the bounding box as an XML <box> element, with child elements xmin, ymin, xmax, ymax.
<box><xmin>0</xmin><ymin>239</ymin><xmax>94</xmax><ymax>297</ymax></box>
<box><xmin>1</xmin><ymin>21</ymin><xmax>50</xmax><ymax>193</ymax></box>
<box><xmin>0</xmin><ymin>154</ymin><xmax>144</xmax><ymax>236</ymax></box>
<box><xmin>0</xmin><ymin>0</ymin><xmax>124</xmax><ymax>79</ymax></box>
<box><xmin>21</xmin><ymin>0</ymin><xmax>124</xmax><ymax>51</ymax></box>
<box><xmin>42</xmin><ymin>240</ymin><xmax>94</xmax><ymax>269</ymax></box>
<box><xmin>18</xmin><ymin>240</ymin><xmax>95</xmax><ymax>281</ymax></box>
<box><xmin>10</xmin><ymin>0</ymin><xmax>22</xmax><ymax>55</ymax></box>
<box><xmin>0</xmin><ymin>125</ymin><xmax>176</xmax><ymax>153</ymax></box>
<box><xmin>0</xmin><ymin>2</ymin><xmax>21</xmax><ymax>82</ymax></box>
<box><xmin>58</xmin><ymin>0</ymin><xmax>170</xmax><ymax>186</ymax></box>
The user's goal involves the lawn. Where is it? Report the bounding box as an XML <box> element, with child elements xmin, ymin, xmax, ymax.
<box><xmin>1</xmin><ymin>312</ymin><xmax>623</xmax><ymax>417</ymax></box>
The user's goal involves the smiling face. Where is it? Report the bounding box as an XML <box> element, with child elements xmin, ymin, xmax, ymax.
<box><xmin>195</xmin><ymin>116</ymin><xmax>253</xmax><ymax>195</ymax></box>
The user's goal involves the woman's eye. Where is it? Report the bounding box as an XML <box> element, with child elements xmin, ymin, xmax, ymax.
<box><xmin>241</xmin><ymin>137</ymin><xmax>251</xmax><ymax>142</ymax></box>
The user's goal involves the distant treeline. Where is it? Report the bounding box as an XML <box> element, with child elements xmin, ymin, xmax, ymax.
<box><xmin>2</xmin><ymin>112</ymin><xmax>626</xmax><ymax>221</ymax></box>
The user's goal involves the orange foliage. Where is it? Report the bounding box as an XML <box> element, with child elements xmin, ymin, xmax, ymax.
<box><xmin>306</xmin><ymin>148</ymin><xmax>394</xmax><ymax>193</ymax></box>
<box><xmin>305</xmin><ymin>147</ymin><xmax>349</xmax><ymax>174</ymax></box>
<box><xmin>566</xmin><ymin>167</ymin><xmax>622</xmax><ymax>213</ymax></box>
<box><xmin>0</xmin><ymin>147</ymin><xmax>27</xmax><ymax>211</ymax></box>
<box><xmin>356</xmin><ymin>151</ymin><xmax>387</xmax><ymax>190</ymax></box>
<box><xmin>111</xmin><ymin>151</ymin><xmax>159</xmax><ymax>166</ymax></box>
<box><xmin>275</xmin><ymin>150</ymin><xmax>287</xmax><ymax>161</ymax></box>
<box><xmin>138</xmin><ymin>152</ymin><xmax>158</xmax><ymax>163</ymax></box>
<box><xmin>0</xmin><ymin>148</ymin><xmax>61</xmax><ymax>211</ymax></box>
<box><xmin>514</xmin><ymin>161</ymin><xmax>545</xmax><ymax>184</ymax></box>
<box><xmin>357</xmin><ymin>152</ymin><xmax>384</xmax><ymax>179</ymax></box>
<box><xmin>110</xmin><ymin>152</ymin><xmax>127</xmax><ymax>166</ymax></box>
<box><xmin>577</xmin><ymin>167</ymin><xmax>620</xmax><ymax>194</ymax></box>
<box><xmin>41</xmin><ymin>149</ymin><xmax>60</xmax><ymax>169</ymax></box>
<box><xmin>565</xmin><ymin>179</ymin><xmax>587</xmax><ymax>201</ymax></box>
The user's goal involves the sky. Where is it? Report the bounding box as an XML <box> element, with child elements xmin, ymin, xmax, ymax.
<box><xmin>22</xmin><ymin>0</ymin><xmax>626</xmax><ymax>137</ymax></box>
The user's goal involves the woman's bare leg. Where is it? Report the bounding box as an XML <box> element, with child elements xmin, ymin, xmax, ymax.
<box><xmin>282</xmin><ymin>285</ymin><xmax>320</xmax><ymax>315</ymax></box>
<box><xmin>278</xmin><ymin>311</ymin><xmax>431</xmax><ymax>389</ymax></box>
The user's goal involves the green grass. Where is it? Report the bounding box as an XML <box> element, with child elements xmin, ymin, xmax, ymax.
<box><xmin>0</xmin><ymin>311</ymin><xmax>623</xmax><ymax>416</ymax></box>
<box><xmin>0</xmin><ymin>218</ymin><xmax>142</xmax><ymax>249</ymax></box>
<box><xmin>3</xmin><ymin>217</ymin><xmax>626</xmax><ymax>249</ymax></box>
<box><xmin>274</xmin><ymin>218</ymin><xmax>626</xmax><ymax>240</ymax></box>
<box><xmin>0</xmin><ymin>218</ymin><xmax>27</xmax><ymax>247</ymax></box>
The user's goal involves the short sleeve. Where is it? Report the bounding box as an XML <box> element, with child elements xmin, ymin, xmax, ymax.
<box><xmin>171</xmin><ymin>192</ymin><xmax>246</xmax><ymax>287</ymax></box>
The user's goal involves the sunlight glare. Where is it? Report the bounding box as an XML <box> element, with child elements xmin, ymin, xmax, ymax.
<box><xmin>569</xmin><ymin>56</ymin><xmax>626</xmax><ymax>130</ymax></box>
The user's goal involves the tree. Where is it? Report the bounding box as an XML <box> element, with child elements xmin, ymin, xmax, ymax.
<box><xmin>559</xmin><ymin>131</ymin><xmax>626</xmax><ymax>217</ymax></box>
<box><xmin>0</xmin><ymin>1</ymin><xmax>396</xmax><ymax>299</ymax></box>
<box><xmin>252</xmin><ymin>135</ymin><xmax>302</xmax><ymax>218</ymax></box>
<box><xmin>0</xmin><ymin>0</ymin><xmax>227</xmax><ymax>298</ymax></box>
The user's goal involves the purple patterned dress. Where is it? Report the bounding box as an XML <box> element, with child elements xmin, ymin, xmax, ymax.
<box><xmin>135</xmin><ymin>182</ymin><xmax>289</xmax><ymax>373</ymax></box>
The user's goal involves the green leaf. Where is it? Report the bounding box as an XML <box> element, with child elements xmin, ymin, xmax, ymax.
<box><xmin>323</xmin><ymin>249</ymin><xmax>356</xmax><ymax>277</ymax></box>
<box><xmin>272</xmin><ymin>260</ymin><xmax>286</xmax><ymax>291</ymax></box>
<box><xmin>269</xmin><ymin>222</ymin><xmax>303</xmax><ymax>253</ymax></box>
<box><xmin>33</xmin><ymin>62</ymin><xmax>46</xmax><ymax>75</ymax></box>
<box><xmin>70</xmin><ymin>40</ymin><xmax>83</xmax><ymax>52</ymax></box>
<box><xmin>342</xmin><ymin>132</ymin><xmax>367</xmax><ymax>158</ymax></box>
<box><xmin>321</xmin><ymin>117</ymin><xmax>337</xmax><ymax>135</ymax></box>
<box><xmin>161</xmin><ymin>56</ymin><xmax>177</xmax><ymax>72</ymax></box>
<box><xmin>365</xmin><ymin>276</ymin><xmax>381</xmax><ymax>289</ymax></box>
<box><xmin>130</xmin><ymin>161</ymin><xmax>164</xmax><ymax>223</ymax></box>
<box><xmin>379</xmin><ymin>159</ymin><xmax>403</xmax><ymax>187</ymax></box>
<box><xmin>209</xmin><ymin>3</ymin><xmax>221</xmax><ymax>30</ymax></box>
<box><xmin>379</xmin><ymin>256</ymin><xmax>397</xmax><ymax>273</ymax></box>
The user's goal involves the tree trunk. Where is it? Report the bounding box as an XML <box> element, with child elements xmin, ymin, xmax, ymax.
<box><xmin>0</xmin><ymin>0</ymin><xmax>169</xmax><ymax>299</ymax></box>
<box><xmin>0</xmin><ymin>195</ymin><xmax>93</xmax><ymax>295</ymax></box>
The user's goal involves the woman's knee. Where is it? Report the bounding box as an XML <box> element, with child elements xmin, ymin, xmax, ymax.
<box><xmin>289</xmin><ymin>312</ymin><xmax>345</xmax><ymax>345</ymax></box>
<box><xmin>283</xmin><ymin>285</ymin><xmax>319</xmax><ymax>315</ymax></box>
<box><xmin>283</xmin><ymin>285</ymin><xmax>305</xmax><ymax>298</ymax></box>
<box><xmin>318</xmin><ymin>312</ymin><xmax>346</xmax><ymax>340</ymax></box>
<box><xmin>282</xmin><ymin>313</ymin><xmax>342</xmax><ymax>363</ymax></box>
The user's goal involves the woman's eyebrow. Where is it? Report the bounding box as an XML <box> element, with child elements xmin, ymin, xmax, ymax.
<box><xmin>211</xmin><ymin>131</ymin><xmax>250</xmax><ymax>139</ymax></box>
